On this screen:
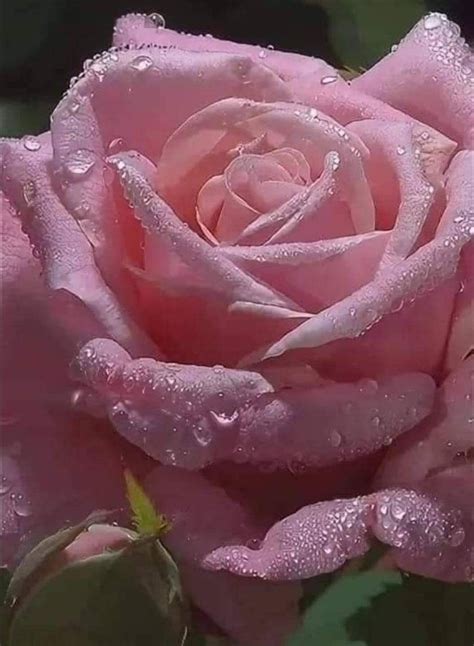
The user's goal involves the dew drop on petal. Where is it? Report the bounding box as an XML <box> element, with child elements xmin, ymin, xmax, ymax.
<box><xmin>0</xmin><ymin>477</ymin><xmax>12</xmax><ymax>495</ymax></box>
<box><xmin>396</xmin><ymin>145</ymin><xmax>406</xmax><ymax>155</ymax></box>
<box><xmin>448</xmin><ymin>527</ymin><xmax>465</xmax><ymax>547</ymax></box>
<box><xmin>22</xmin><ymin>136</ymin><xmax>41</xmax><ymax>151</ymax></box>
<box><xmin>424</xmin><ymin>14</ymin><xmax>442</xmax><ymax>30</ymax></box>
<box><xmin>147</xmin><ymin>12</ymin><xmax>166</xmax><ymax>28</ymax></box>
<box><xmin>64</xmin><ymin>149</ymin><xmax>95</xmax><ymax>180</ymax></box>
<box><xmin>131</xmin><ymin>55</ymin><xmax>153</xmax><ymax>72</ymax></box>
<box><xmin>22</xmin><ymin>180</ymin><xmax>36</xmax><ymax>206</ymax></box>
<box><xmin>320</xmin><ymin>75</ymin><xmax>338</xmax><ymax>85</ymax></box>
<box><xmin>107</xmin><ymin>138</ymin><xmax>125</xmax><ymax>155</ymax></box>
<box><xmin>13</xmin><ymin>494</ymin><xmax>33</xmax><ymax>518</ymax></box>
<box><xmin>329</xmin><ymin>429</ymin><xmax>342</xmax><ymax>447</ymax></box>
<box><xmin>193</xmin><ymin>423</ymin><xmax>213</xmax><ymax>447</ymax></box>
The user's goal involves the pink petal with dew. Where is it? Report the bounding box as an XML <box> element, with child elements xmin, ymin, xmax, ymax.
<box><xmin>0</xmin><ymin>192</ymin><xmax>149</xmax><ymax>566</ymax></box>
<box><xmin>236</xmin><ymin>151</ymin><xmax>352</xmax><ymax>246</ymax></box>
<box><xmin>113</xmin><ymin>13</ymin><xmax>336</xmax><ymax>84</ymax></box>
<box><xmin>51</xmin><ymin>42</ymin><xmax>291</xmax><ymax>259</ymax></box>
<box><xmin>353</xmin><ymin>13</ymin><xmax>473</xmax><ymax>146</ymax></box>
<box><xmin>108</xmin><ymin>152</ymin><xmax>299</xmax><ymax>313</ymax></box>
<box><xmin>144</xmin><ymin>466</ymin><xmax>301</xmax><ymax>646</ymax></box>
<box><xmin>156</xmin><ymin>98</ymin><xmax>374</xmax><ymax>233</ymax></box>
<box><xmin>220</xmin><ymin>231</ymin><xmax>388</xmax><ymax>313</ymax></box>
<box><xmin>204</xmin><ymin>465</ymin><xmax>473</xmax><ymax>583</ymax></box>
<box><xmin>349</xmin><ymin>120</ymin><xmax>455</xmax><ymax>269</ymax></box>
<box><xmin>248</xmin><ymin>198</ymin><xmax>473</xmax><ymax>364</ymax></box>
<box><xmin>72</xmin><ymin>338</ymin><xmax>434</xmax><ymax>471</ymax></box>
<box><xmin>0</xmin><ymin>139</ymin><xmax>157</xmax><ymax>358</ymax></box>
<box><xmin>375</xmin><ymin>356</ymin><xmax>474</xmax><ymax>488</ymax></box>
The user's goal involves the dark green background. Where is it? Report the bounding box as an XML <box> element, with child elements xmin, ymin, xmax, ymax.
<box><xmin>0</xmin><ymin>0</ymin><xmax>472</xmax><ymax>136</ymax></box>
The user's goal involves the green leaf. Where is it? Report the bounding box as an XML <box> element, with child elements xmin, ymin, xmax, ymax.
<box><xmin>287</xmin><ymin>570</ymin><xmax>403</xmax><ymax>645</ymax></box>
<box><xmin>8</xmin><ymin>537</ymin><xmax>188</xmax><ymax>646</ymax></box>
<box><xmin>347</xmin><ymin>575</ymin><xmax>474</xmax><ymax>646</ymax></box>
<box><xmin>125</xmin><ymin>469</ymin><xmax>169</xmax><ymax>537</ymax></box>
<box><xmin>306</xmin><ymin>0</ymin><xmax>427</xmax><ymax>68</ymax></box>
<box><xmin>6</xmin><ymin>511</ymin><xmax>108</xmax><ymax>606</ymax></box>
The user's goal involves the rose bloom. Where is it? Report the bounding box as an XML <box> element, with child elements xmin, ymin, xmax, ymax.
<box><xmin>1</xmin><ymin>10</ymin><xmax>473</xmax><ymax>645</ymax></box>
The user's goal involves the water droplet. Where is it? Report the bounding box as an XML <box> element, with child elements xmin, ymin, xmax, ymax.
<box><xmin>371</xmin><ymin>415</ymin><xmax>381</xmax><ymax>427</ymax></box>
<box><xmin>245</xmin><ymin>538</ymin><xmax>261</xmax><ymax>550</ymax></box>
<box><xmin>0</xmin><ymin>477</ymin><xmax>12</xmax><ymax>495</ymax></box>
<box><xmin>390</xmin><ymin>503</ymin><xmax>406</xmax><ymax>520</ymax></box>
<box><xmin>131</xmin><ymin>55</ymin><xmax>153</xmax><ymax>71</ymax></box>
<box><xmin>64</xmin><ymin>149</ymin><xmax>95</xmax><ymax>180</ymax></box>
<box><xmin>209</xmin><ymin>409</ymin><xmax>240</xmax><ymax>428</ymax></box>
<box><xmin>329</xmin><ymin>429</ymin><xmax>342</xmax><ymax>447</ymax></box>
<box><xmin>22</xmin><ymin>136</ymin><xmax>41</xmax><ymax>151</ymax></box>
<box><xmin>396</xmin><ymin>145</ymin><xmax>406</xmax><ymax>155</ymax></box>
<box><xmin>107</xmin><ymin>138</ymin><xmax>125</xmax><ymax>154</ymax></box>
<box><xmin>349</xmin><ymin>306</ymin><xmax>356</xmax><ymax>317</ymax></box>
<box><xmin>193</xmin><ymin>423</ymin><xmax>212</xmax><ymax>447</ymax></box>
<box><xmin>258</xmin><ymin>50</ymin><xmax>267</xmax><ymax>59</ymax></box>
<box><xmin>424</xmin><ymin>14</ymin><xmax>442</xmax><ymax>30</ymax></box>
<box><xmin>448</xmin><ymin>527</ymin><xmax>465</xmax><ymax>547</ymax></box>
<box><xmin>320</xmin><ymin>75</ymin><xmax>337</xmax><ymax>85</ymax></box>
<box><xmin>13</xmin><ymin>494</ymin><xmax>33</xmax><ymax>518</ymax></box>
<box><xmin>323</xmin><ymin>541</ymin><xmax>335</xmax><ymax>555</ymax></box>
<box><xmin>391</xmin><ymin>44</ymin><xmax>399</xmax><ymax>53</ymax></box>
<box><xmin>359</xmin><ymin>378</ymin><xmax>378</xmax><ymax>395</ymax></box>
<box><xmin>22</xmin><ymin>180</ymin><xmax>36</xmax><ymax>206</ymax></box>
<box><xmin>328</xmin><ymin>150</ymin><xmax>340</xmax><ymax>171</ymax></box>
<box><xmin>147</xmin><ymin>12</ymin><xmax>166</xmax><ymax>28</ymax></box>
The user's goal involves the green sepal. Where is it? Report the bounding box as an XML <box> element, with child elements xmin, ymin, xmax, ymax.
<box><xmin>7</xmin><ymin>536</ymin><xmax>188</xmax><ymax>646</ymax></box>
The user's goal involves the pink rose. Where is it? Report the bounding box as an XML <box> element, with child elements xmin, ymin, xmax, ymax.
<box><xmin>1</xmin><ymin>11</ymin><xmax>473</xmax><ymax>645</ymax></box>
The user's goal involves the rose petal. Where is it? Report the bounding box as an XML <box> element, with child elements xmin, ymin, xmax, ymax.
<box><xmin>144</xmin><ymin>466</ymin><xmax>301</xmax><ymax>646</ymax></box>
<box><xmin>71</xmin><ymin>338</ymin><xmax>274</xmax><ymax>469</ymax></box>
<box><xmin>157</xmin><ymin>98</ymin><xmax>374</xmax><ymax>234</ymax></box>
<box><xmin>113</xmin><ymin>13</ymin><xmax>336</xmax><ymax>83</ymax></box>
<box><xmin>250</xmin><ymin>201</ymin><xmax>472</xmax><ymax>364</ymax></box>
<box><xmin>353</xmin><ymin>14</ymin><xmax>473</xmax><ymax>146</ymax></box>
<box><xmin>204</xmin><ymin>466</ymin><xmax>473</xmax><ymax>582</ymax></box>
<box><xmin>0</xmin><ymin>140</ymin><xmax>157</xmax><ymax>358</ymax></box>
<box><xmin>375</xmin><ymin>356</ymin><xmax>474</xmax><ymax>487</ymax></box>
<box><xmin>0</xmin><ymin>193</ymin><xmax>146</xmax><ymax>565</ymax></box>
<box><xmin>445</xmin><ymin>245</ymin><xmax>474</xmax><ymax>371</ymax></box>
<box><xmin>374</xmin><ymin>466</ymin><xmax>474</xmax><ymax>582</ymax></box>
<box><xmin>109</xmin><ymin>152</ymin><xmax>299</xmax><ymax>312</ymax></box>
<box><xmin>236</xmin><ymin>151</ymin><xmax>353</xmax><ymax>246</ymax></box>
<box><xmin>349</xmin><ymin>119</ymin><xmax>455</xmax><ymax>269</ymax></box>
<box><xmin>221</xmin><ymin>231</ymin><xmax>388</xmax><ymax>312</ymax></box>
<box><xmin>72</xmin><ymin>338</ymin><xmax>434</xmax><ymax>471</ymax></box>
<box><xmin>50</xmin><ymin>44</ymin><xmax>292</xmax><ymax>264</ymax></box>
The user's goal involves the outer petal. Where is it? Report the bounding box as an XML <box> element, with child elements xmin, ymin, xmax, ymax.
<box><xmin>0</xmin><ymin>139</ymin><xmax>156</xmax><ymax>358</ymax></box>
<box><xmin>113</xmin><ymin>13</ymin><xmax>336</xmax><ymax>84</ymax></box>
<box><xmin>144</xmin><ymin>466</ymin><xmax>301</xmax><ymax>646</ymax></box>
<box><xmin>72</xmin><ymin>338</ymin><xmax>435</xmax><ymax>471</ymax></box>
<box><xmin>204</xmin><ymin>466</ymin><xmax>473</xmax><ymax>583</ymax></box>
<box><xmin>375</xmin><ymin>356</ymin><xmax>474</xmax><ymax>487</ymax></box>
<box><xmin>51</xmin><ymin>42</ymin><xmax>291</xmax><ymax>253</ymax></box>
<box><xmin>353</xmin><ymin>14</ymin><xmax>473</xmax><ymax>146</ymax></box>
<box><xmin>0</xmin><ymin>190</ymin><xmax>148</xmax><ymax>565</ymax></box>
